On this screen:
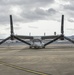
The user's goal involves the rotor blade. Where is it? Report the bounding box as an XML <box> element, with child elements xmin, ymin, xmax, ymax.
<box><xmin>64</xmin><ymin>36</ymin><xmax>74</xmax><ymax>43</ymax></box>
<box><xmin>44</xmin><ymin>35</ymin><xmax>62</xmax><ymax>46</ymax></box>
<box><xmin>61</xmin><ymin>15</ymin><xmax>64</xmax><ymax>35</ymax></box>
<box><xmin>10</xmin><ymin>15</ymin><xmax>14</xmax><ymax>36</ymax></box>
<box><xmin>10</xmin><ymin>15</ymin><xmax>14</xmax><ymax>40</ymax></box>
<box><xmin>14</xmin><ymin>36</ymin><xmax>31</xmax><ymax>45</ymax></box>
<box><xmin>0</xmin><ymin>37</ymin><xmax>10</xmax><ymax>45</ymax></box>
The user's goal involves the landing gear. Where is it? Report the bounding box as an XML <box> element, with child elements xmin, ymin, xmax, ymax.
<box><xmin>42</xmin><ymin>46</ymin><xmax>45</xmax><ymax>48</ymax></box>
<box><xmin>29</xmin><ymin>46</ymin><xmax>32</xmax><ymax>48</ymax></box>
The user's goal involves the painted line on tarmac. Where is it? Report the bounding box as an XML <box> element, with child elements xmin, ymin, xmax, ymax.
<box><xmin>0</xmin><ymin>60</ymin><xmax>51</xmax><ymax>75</ymax></box>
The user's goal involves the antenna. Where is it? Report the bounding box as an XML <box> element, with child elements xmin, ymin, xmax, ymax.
<box><xmin>54</xmin><ymin>32</ymin><xmax>56</xmax><ymax>35</ymax></box>
<box><xmin>29</xmin><ymin>33</ymin><xmax>31</xmax><ymax>36</ymax></box>
<box><xmin>44</xmin><ymin>33</ymin><xmax>46</xmax><ymax>36</ymax></box>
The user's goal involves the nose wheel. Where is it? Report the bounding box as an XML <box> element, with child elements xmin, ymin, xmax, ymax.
<box><xmin>29</xmin><ymin>46</ymin><xmax>32</xmax><ymax>48</ymax></box>
<box><xmin>42</xmin><ymin>46</ymin><xmax>45</xmax><ymax>48</ymax></box>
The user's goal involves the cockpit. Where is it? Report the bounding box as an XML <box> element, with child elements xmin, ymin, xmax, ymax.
<box><xmin>32</xmin><ymin>39</ymin><xmax>42</xmax><ymax>43</ymax></box>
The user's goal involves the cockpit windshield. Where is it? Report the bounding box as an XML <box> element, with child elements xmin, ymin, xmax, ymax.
<box><xmin>33</xmin><ymin>39</ymin><xmax>41</xmax><ymax>43</ymax></box>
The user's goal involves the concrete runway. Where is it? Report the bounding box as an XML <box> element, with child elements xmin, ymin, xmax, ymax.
<box><xmin>0</xmin><ymin>44</ymin><xmax>74</xmax><ymax>75</ymax></box>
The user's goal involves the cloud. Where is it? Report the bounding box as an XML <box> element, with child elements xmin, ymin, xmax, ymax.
<box><xmin>2</xmin><ymin>0</ymin><xmax>74</xmax><ymax>25</ymax></box>
<box><xmin>0</xmin><ymin>0</ymin><xmax>54</xmax><ymax>6</ymax></box>
<box><xmin>1</xmin><ymin>0</ymin><xmax>73</xmax><ymax>25</ymax></box>
<box><xmin>68</xmin><ymin>18</ymin><xmax>74</xmax><ymax>22</ymax></box>
<box><xmin>0</xmin><ymin>0</ymin><xmax>56</xmax><ymax>25</ymax></box>
<box><xmin>21</xmin><ymin>8</ymin><xmax>47</xmax><ymax>21</ymax></box>
<box><xmin>64</xmin><ymin>4</ymin><xmax>74</xmax><ymax>11</ymax></box>
<box><xmin>55</xmin><ymin>0</ymin><xmax>74</xmax><ymax>22</ymax></box>
<box><xmin>62</xmin><ymin>1</ymin><xmax>74</xmax><ymax>22</ymax></box>
<box><xmin>20</xmin><ymin>7</ymin><xmax>59</xmax><ymax>23</ymax></box>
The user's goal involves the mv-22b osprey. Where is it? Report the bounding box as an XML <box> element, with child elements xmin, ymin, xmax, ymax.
<box><xmin>0</xmin><ymin>15</ymin><xmax>74</xmax><ymax>49</ymax></box>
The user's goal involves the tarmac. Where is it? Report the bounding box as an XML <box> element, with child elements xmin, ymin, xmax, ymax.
<box><xmin>0</xmin><ymin>44</ymin><xmax>74</xmax><ymax>75</ymax></box>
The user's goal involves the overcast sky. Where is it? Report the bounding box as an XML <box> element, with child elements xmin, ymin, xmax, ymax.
<box><xmin>0</xmin><ymin>0</ymin><xmax>74</xmax><ymax>38</ymax></box>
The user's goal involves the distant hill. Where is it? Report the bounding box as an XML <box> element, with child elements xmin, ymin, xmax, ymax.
<box><xmin>68</xmin><ymin>35</ymin><xmax>74</xmax><ymax>39</ymax></box>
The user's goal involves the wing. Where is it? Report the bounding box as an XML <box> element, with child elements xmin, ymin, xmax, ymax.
<box><xmin>15</xmin><ymin>35</ymin><xmax>59</xmax><ymax>40</ymax></box>
<box><xmin>41</xmin><ymin>35</ymin><xmax>59</xmax><ymax>39</ymax></box>
<box><xmin>15</xmin><ymin>35</ymin><xmax>33</xmax><ymax>39</ymax></box>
